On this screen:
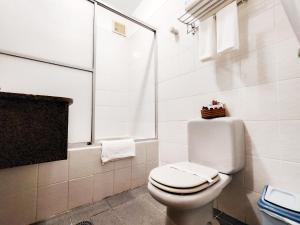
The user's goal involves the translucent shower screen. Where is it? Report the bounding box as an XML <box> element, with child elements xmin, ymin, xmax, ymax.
<box><xmin>95</xmin><ymin>5</ymin><xmax>156</xmax><ymax>140</ymax></box>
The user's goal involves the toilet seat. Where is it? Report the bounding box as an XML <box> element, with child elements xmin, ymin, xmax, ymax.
<box><xmin>148</xmin><ymin>173</ymin><xmax>232</xmax><ymax>210</ymax></box>
<box><xmin>149</xmin><ymin>162</ymin><xmax>220</xmax><ymax>194</ymax></box>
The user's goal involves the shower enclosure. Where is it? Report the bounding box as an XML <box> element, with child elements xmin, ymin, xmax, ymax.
<box><xmin>0</xmin><ymin>0</ymin><xmax>157</xmax><ymax>144</ymax></box>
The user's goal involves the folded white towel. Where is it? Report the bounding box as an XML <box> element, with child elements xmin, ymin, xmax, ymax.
<box><xmin>199</xmin><ymin>16</ymin><xmax>216</xmax><ymax>61</ymax></box>
<box><xmin>101</xmin><ymin>139</ymin><xmax>135</xmax><ymax>164</ymax></box>
<box><xmin>216</xmin><ymin>1</ymin><xmax>239</xmax><ymax>54</ymax></box>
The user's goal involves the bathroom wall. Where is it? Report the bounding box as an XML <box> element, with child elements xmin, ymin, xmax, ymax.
<box><xmin>0</xmin><ymin>140</ymin><xmax>159</xmax><ymax>225</ymax></box>
<box><xmin>134</xmin><ymin>0</ymin><xmax>300</xmax><ymax>224</ymax></box>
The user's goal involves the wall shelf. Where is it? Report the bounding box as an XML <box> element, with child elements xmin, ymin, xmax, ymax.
<box><xmin>178</xmin><ymin>0</ymin><xmax>247</xmax><ymax>35</ymax></box>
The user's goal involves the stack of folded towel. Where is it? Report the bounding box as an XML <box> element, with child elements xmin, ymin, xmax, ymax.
<box><xmin>100</xmin><ymin>138</ymin><xmax>135</xmax><ymax>164</ymax></box>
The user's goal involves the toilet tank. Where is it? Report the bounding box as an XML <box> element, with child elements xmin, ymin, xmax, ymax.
<box><xmin>187</xmin><ymin>117</ymin><xmax>245</xmax><ymax>174</ymax></box>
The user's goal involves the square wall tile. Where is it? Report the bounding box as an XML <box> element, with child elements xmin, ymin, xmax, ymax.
<box><xmin>276</xmin><ymin>38</ymin><xmax>300</xmax><ymax>81</ymax></box>
<box><xmin>244</xmin><ymin>121</ymin><xmax>280</xmax><ymax>159</ymax></box>
<box><xmin>93</xmin><ymin>171</ymin><xmax>114</xmax><ymax>202</ymax></box>
<box><xmin>38</xmin><ymin>160</ymin><xmax>68</xmax><ymax>187</ymax></box>
<box><xmin>158</xmin><ymin>121</ymin><xmax>187</xmax><ymax>145</ymax></box>
<box><xmin>240</xmin><ymin>83</ymin><xmax>278</xmax><ymax>121</ymax></box>
<box><xmin>240</xmin><ymin>46</ymin><xmax>276</xmax><ymax>87</ymax></box>
<box><xmin>131</xmin><ymin>163</ymin><xmax>147</xmax><ymax>189</ymax></box>
<box><xmin>69</xmin><ymin>176</ymin><xmax>93</xmax><ymax>209</ymax></box>
<box><xmin>37</xmin><ymin>182</ymin><xmax>68</xmax><ymax>220</ymax></box>
<box><xmin>146</xmin><ymin>141</ymin><xmax>159</xmax><ymax>163</ymax></box>
<box><xmin>113</xmin><ymin>167</ymin><xmax>132</xmax><ymax>194</ymax></box>
<box><xmin>239</xmin><ymin>3</ymin><xmax>276</xmax><ymax>53</ymax></box>
<box><xmin>0</xmin><ymin>164</ymin><xmax>38</xmax><ymax>197</ymax></box>
<box><xmin>0</xmin><ymin>188</ymin><xmax>37</xmax><ymax>225</ymax></box>
<box><xmin>114</xmin><ymin>158</ymin><xmax>132</xmax><ymax>170</ymax></box>
<box><xmin>278</xmin><ymin>79</ymin><xmax>300</xmax><ymax>120</ymax></box>
<box><xmin>69</xmin><ymin>148</ymin><xmax>95</xmax><ymax>180</ymax></box>
<box><xmin>213</xmin><ymin>90</ymin><xmax>242</xmax><ymax>117</ymax></box>
<box><xmin>245</xmin><ymin>156</ymin><xmax>282</xmax><ymax>193</ymax></box>
<box><xmin>159</xmin><ymin>142</ymin><xmax>188</xmax><ymax>164</ymax></box>
<box><xmin>280</xmin><ymin>161</ymin><xmax>300</xmax><ymax>193</ymax></box>
<box><xmin>279</xmin><ymin>121</ymin><xmax>300</xmax><ymax>163</ymax></box>
<box><xmin>132</xmin><ymin>142</ymin><xmax>147</xmax><ymax>165</ymax></box>
<box><xmin>91</xmin><ymin>148</ymin><xmax>114</xmax><ymax>174</ymax></box>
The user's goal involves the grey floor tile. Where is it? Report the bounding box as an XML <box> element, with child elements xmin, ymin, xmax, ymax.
<box><xmin>91</xmin><ymin>210</ymin><xmax>125</xmax><ymax>225</ymax></box>
<box><xmin>130</xmin><ymin>185</ymin><xmax>148</xmax><ymax>198</ymax></box>
<box><xmin>106</xmin><ymin>191</ymin><xmax>135</xmax><ymax>208</ymax></box>
<box><xmin>70</xmin><ymin>200</ymin><xmax>110</xmax><ymax>224</ymax></box>
<box><xmin>113</xmin><ymin>196</ymin><xmax>172</xmax><ymax>225</ymax></box>
<box><xmin>142</xmin><ymin>193</ymin><xmax>167</xmax><ymax>213</ymax></box>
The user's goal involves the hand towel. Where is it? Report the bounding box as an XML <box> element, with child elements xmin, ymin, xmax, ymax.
<box><xmin>216</xmin><ymin>1</ymin><xmax>239</xmax><ymax>54</ymax></box>
<box><xmin>101</xmin><ymin>139</ymin><xmax>135</xmax><ymax>164</ymax></box>
<box><xmin>199</xmin><ymin>16</ymin><xmax>216</xmax><ymax>61</ymax></box>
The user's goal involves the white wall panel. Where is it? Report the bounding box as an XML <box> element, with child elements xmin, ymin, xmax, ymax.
<box><xmin>95</xmin><ymin>4</ymin><xmax>156</xmax><ymax>140</ymax></box>
<box><xmin>0</xmin><ymin>55</ymin><xmax>92</xmax><ymax>143</ymax></box>
<box><xmin>94</xmin><ymin>6</ymin><xmax>131</xmax><ymax>139</ymax></box>
<box><xmin>0</xmin><ymin>0</ymin><xmax>94</xmax><ymax>69</ymax></box>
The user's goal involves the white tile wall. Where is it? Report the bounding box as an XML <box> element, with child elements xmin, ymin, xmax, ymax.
<box><xmin>69</xmin><ymin>176</ymin><xmax>94</xmax><ymax>209</ymax></box>
<box><xmin>69</xmin><ymin>148</ymin><xmax>95</xmax><ymax>179</ymax></box>
<box><xmin>113</xmin><ymin>167</ymin><xmax>132</xmax><ymax>194</ymax></box>
<box><xmin>0</xmin><ymin>140</ymin><xmax>158</xmax><ymax>224</ymax></box>
<box><xmin>0</xmin><ymin>188</ymin><xmax>37</xmax><ymax>225</ymax></box>
<box><xmin>0</xmin><ymin>165</ymin><xmax>38</xmax><ymax>196</ymax></box>
<box><xmin>37</xmin><ymin>182</ymin><xmax>68</xmax><ymax>220</ymax></box>
<box><xmin>134</xmin><ymin>0</ymin><xmax>300</xmax><ymax>223</ymax></box>
<box><xmin>93</xmin><ymin>171</ymin><xmax>114</xmax><ymax>202</ymax></box>
<box><xmin>38</xmin><ymin>160</ymin><xmax>68</xmax><ymax>187</ymax></box>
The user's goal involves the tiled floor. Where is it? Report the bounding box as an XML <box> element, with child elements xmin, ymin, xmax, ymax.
<box><xmin>31</xmin><ymin>186</ymin><xmax>247</xmax><ymax>225</ymax></box>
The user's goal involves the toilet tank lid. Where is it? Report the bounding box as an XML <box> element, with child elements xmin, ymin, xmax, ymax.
<box><xmin>257</xmin><ymin>186</ymin><xmax>300</xmax><ymax>223</ymax></box>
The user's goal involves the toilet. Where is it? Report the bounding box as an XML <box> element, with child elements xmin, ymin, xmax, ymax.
<box><xmin>148</xmin><ymin>118</ymin><xmax>245</xmax><ymax>225</ymax></box>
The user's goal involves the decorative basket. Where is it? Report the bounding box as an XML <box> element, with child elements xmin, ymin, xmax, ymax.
<box><xmin>201</xmin><ymin>107</ymin><xmax>226</xmax><ymax>119</ymax></box>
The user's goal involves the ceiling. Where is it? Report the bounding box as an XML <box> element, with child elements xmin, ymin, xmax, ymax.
<box><xmin>102</xmin><ymin>0</ymin><xmax>143</xmax><ymax>15</ymax></box>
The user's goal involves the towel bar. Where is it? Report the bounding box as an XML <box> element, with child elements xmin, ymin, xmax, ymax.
<box><xmin>178</xmin><ymin>0</ymin><xmax>247</xmax><ymax>35</ymax></box>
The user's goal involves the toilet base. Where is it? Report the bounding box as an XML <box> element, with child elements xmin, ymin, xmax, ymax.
<box><xmin>167</xmin><ymin>203</ymin><xmax>219</xmax><ymax>225</ymax></box>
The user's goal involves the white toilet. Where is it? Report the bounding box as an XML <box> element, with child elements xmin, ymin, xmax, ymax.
<box><xmin>148</xmin><ymin>118</ymin><xmax>245</xmax><ymax>225</ymax></box>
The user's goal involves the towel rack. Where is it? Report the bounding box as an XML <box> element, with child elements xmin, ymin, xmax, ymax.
<box><xmin>178</xmin><ymin>0</ymin><xmax>247</xmax><ymax>35</ymax></box>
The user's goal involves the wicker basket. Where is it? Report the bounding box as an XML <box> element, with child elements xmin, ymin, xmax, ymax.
<box><xmin>201</xmin><ymin>107</ymin><xmax>226</xmax><ymax>119</ymax></box>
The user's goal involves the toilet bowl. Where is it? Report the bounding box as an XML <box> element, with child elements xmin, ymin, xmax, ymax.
<box><xmin>147</xmin><ymin>118</ymin><xmax>245</xmax><ymax>225</ymax></box>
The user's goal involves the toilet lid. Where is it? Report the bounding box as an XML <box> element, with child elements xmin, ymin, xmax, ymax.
<box><xmin>149</xmin><ymin>162</ymin><xmax>219</xmax><ymax>194</ymax></box>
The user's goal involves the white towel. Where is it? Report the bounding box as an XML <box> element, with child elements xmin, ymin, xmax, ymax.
<box><xmin>216</xmin><ymin>1</ymin><xmax>239</xmax><ymax>54</ymax></box>
<box><xmin>199</xmin><ymin>16</ymin><xmax>216</xmax><ymax>61</ymax></box>
<box><xmin>101</xmin><ymin>139</ymin><xmax>135</xmax><ymax>164</ymax></box>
